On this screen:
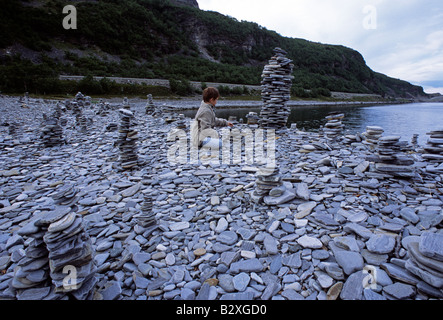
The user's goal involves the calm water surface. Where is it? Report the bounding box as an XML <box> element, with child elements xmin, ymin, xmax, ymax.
<box><xmin>183</xmin><ymin>103</ymin><xmax>443</xmax><ymax>146</ymax></box>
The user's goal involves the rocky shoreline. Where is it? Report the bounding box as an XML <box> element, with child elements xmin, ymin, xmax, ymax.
<box><xmin>0</xmin><ymin>95</ymin><xmax>442</xmax><ymax>300</ymax></box>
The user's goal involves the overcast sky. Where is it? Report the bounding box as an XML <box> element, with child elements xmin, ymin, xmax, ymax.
<box><xmin>198</xmin><ymin>0</ymin><xmax>443</xmax><ymax>94</ymax></box>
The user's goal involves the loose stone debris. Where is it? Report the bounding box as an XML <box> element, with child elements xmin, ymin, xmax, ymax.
<box><xmin>0</xmin><ymin>93</ymin><xmax>442</xmax><ymax>301</ymax></box>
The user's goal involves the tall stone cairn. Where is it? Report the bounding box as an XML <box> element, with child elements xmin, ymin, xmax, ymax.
<box><xmin>259</xmin><ymin>47</ymin><xmax>294</xmax><ymax>129</ymax></box>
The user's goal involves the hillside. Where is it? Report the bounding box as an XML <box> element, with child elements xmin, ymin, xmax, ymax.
<box><xmin>0</xmin><ymin>0</ymin><xmax>427</xmax><ymax>99</ymax></box>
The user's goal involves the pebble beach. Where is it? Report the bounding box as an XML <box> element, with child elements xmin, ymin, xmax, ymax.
<box><xmin>0</xmin><ymin>94</ymin><xmax>442</xmax><ymax>301</ymax></box>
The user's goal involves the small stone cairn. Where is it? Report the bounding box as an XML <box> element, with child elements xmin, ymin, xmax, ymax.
<box><xmin>251</xmin><ymin>167</ymin><xmax>283</xmax><ymax>204</ymax></box>
<box><xmin>116</xmin><ymin>108</ymin><xmax>139</xmax><ymax>170</ymax></box>
<box><xmin>13</xmin><ymin>205</ymin><xmax>97</xmax><ymax>300</ymax></box>
<box><xmin>40</xmin><ymin>114</ymin><xmax>64</xmax><ymax>147</ymax></box>
<box><xmin>422</xmin><ymin>129</ymin><xmax>443</xmax><ymax>163</ymax></box>
<box><xmin>134</xmin><ymin>193</ymin><xmax>158</xmax><ymax>230</ymax></box>
<box><xmin>259</xmin><ymin>47</ymin><xmax>294</xmax><ymax>129</ymax></box>
<box><xmin>404</xmin><ymin>232</ymin><xmax>443</xmax><ymax>297</ymax></box>
<box><xmin>323</xmin><ymin>112</ymin><xmax>345</xmax><ymax>140</ymax></box>
<box><xmin>373</xmin><ymin>135</ymin><xmax>415</xmax><ymax>178</ymax></box>
<box><xmin>362</xmin><ymin>126</ymin><xmax>384</xmax><ymax>148</ymax></box>
<box><xmin>145</xmin><ymin>94</ymin><xmax>156</xmax><ymax>115</ymax></box>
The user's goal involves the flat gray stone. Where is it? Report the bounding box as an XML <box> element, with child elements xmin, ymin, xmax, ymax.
<box><xmin>297</xmin><ymin>235</ymin><xmax>323</xmax><ymax>249</ymax></box>
<box><xmin>216</xmin><ymin>231</ymin><xmax>238</xmax><ymax>245</ymax></box>
<box><xmin>230</xmin><ymin>258</ymin><xmax>264</xmax><ymax>274</ymax></box>
<box><xmin>366</xmin><ymin>234</ymin><xmax>396</xmax><ymax>254</ymax></box>
<box><xmin>101</xmin><ymin>281</ymin><xmax>122</xmax><ymax>300</ymax></box>
<box><xmin>232</xmin><ymin>272</ymin><xmax>250</xmax><ymax>292</ymax></box>
<box><xmin>399</xmin><ymin>207</ymin><xmax>419</xmax><ymax>224</ymax></box>
<box><xmin>333</xmin><ymin>250</ymin><xmax>364</xmax><ymax>275</ymax></box>
<box><xmin>340</xmin><ymin>271</ymin><xmax>365</xmax><ymax>300</ymax></box>
<box><xmin>419</xmin><ymin>232</ymin><xmax>443</xmax><ymax>262</ymax></box>
<box><xmin>383</xmin><ymin>282</ymin><xmax>416</xmax><ymax>299</ymax></box>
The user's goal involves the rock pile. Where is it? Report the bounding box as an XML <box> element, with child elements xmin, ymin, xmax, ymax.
<box><xmin>373</xmin><ymin>135</ymin><xmax>415</xmax><ymax>178</ymax></box>
<box><xmin>251</xmin><ymin>166</ymin><xmax>296</xmax><ymax>205</ymax></box>
<box><xmin>12</xmin><ymin>206</ymin><xmax>97</xmax><ymax>300</ymax></box>
<box><xmin>40</xmin><ymin>115</ymin><xmax>64</xmax><ymax>147</ymax></box>
<box><xmin>246</xmin><ymin>112</ymin><xmax>260</xmax><ymax>126</ymax></box>
<box><xmin>145</xmin><ymin>94</ymin><xmax>156</xmax><ymax>115</ymax></box>
<box><xmin>404</xmin><ymin>232</ymin><xmax>443</xmax><ymax>297</ymax></box>
<box><xmin>362</xmin><ymin>126</ymin><xmax>384</xmax><ymax>148</ymax></box>
<box><xmin>422</xmin><ymin>129</ymin><xmax>443</xmax><ymax>169</ymax></box>
<box><xmin>134</xmin><ymin>193</ymin><xmax>158</xmax><ymax>230</ymax></box>
<box><xmin>51</xmin><ymin>183</ymin><xmax>80</xmax><ymax>208</ymax></box>
<box><xmin>259</xmin><ymin>47</ymin><xmax>294</xmax><ymax>129</ymax></box>
<box><xmin>116</xmin><ymin>109</ymin><xmax>139</xmax><ymax>170</ymax></box>
<box><xmin>323</xmin><ymin>113</ymin><xmax>345</xmax><ymax>139</ymax></box>
<box><xmin>174</xmin><ymin>114</ymin><xmax>187</xmax><ymax>129</ymax></box>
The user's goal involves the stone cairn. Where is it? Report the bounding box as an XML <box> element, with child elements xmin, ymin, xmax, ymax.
<box><xmin>372</xmin><ymin>135</ymin><xmax>415</xmax><ymax>178</ymax></box>
<box><xmin>362</xmin><ymin>126</ymin><xmax>384</xmax><ymax>148</ymax></box>
<box><xmin>323</xmin><ymin>112</ymin><xmax>345</xmax><ymax>140</ymax></box>
<box><xmin>116</xmin><ymin>108</ymin><xmax>139</xmax><ymax>170</ymax></box>
<box><xmin>175</xmin><ymin>114</ymin><xmax>187</xmax><ymax>129</ymax></box>
<box><xmin>163</xmin><ymin>104</ymin><xmax>177</xmax><ymax>123</ymax></box>
<box><xmin>134</xmin><ymin>193</ymin><xmax>158</xmax><ymax>231</ymax></box>
<box><xmin>12</xmin><ymin>205</ymin><xmax>97</xmax><ymax>300</ymax></box>
<box><xmin>422</xmin><ymin>129</ymin><xmax>443</xmax><ymax>163</ymax></box>
<box><xmin>259</xmin><ymin>47</ymin><xmax>294</xmax><ymax>129</ymax></box>
<box><xmin>251</xmin><ymin>167</ymin><xmax>282</xmax><ymax>204</ymax></box>
<box><xmin>40</xmin><ymin>114</ymin><xmax>64</xmax><ymax>147</ymax></box>
<box><xmin>403</xmin><ymin>232</ymin><xmax>443</xmax><ymax>296</ymax></box>
<box><xmin>145</xmin><ymin>94</ymin><xmax>156</xmax><ymax>115</ymax></box>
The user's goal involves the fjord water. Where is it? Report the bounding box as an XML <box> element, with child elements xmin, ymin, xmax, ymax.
<box><xmin>184</xmin><ymin>102</ymin><xmax>443</xmax><ymax>146</ymax></box>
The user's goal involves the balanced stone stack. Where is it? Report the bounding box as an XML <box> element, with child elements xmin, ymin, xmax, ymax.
<box><xmin>13</xmin><ymin>206</ymin><xmax>97</xmax><ymax>300</ymax></box>
<box><xmin>134</xmin><ymin>193</ymin><xmax>158</xmax><ymax>230</ymax></box>
<box><xmin>163</xmin><ymin>104</ymin><xmax>177</xmax><ymax>123</ymax></box>
<box><xmin>323</xmin><ymin>112</ymin><xmax>345</xmax><ymax>139</ymax></box>
<box><xmin>251</xmin><ymin>167</ymin><xmax>282</xmax><ymax>204</ymax></box>
<box><xmin>40</xmin><ymin>115</ymin><xmax>64</xmax><ymax>147</ymax></box>
<box><xmin>116</xmin><ymin>108</ymin><xmax>139</xmax><ymax>170</ymax></box>
<box><xmin>404</xmin><ymin>232</ymin><xmax>443</xmax><ymax>297</ymax></box>
<box><xmin>246</xmin><ymin>112</ymin><xmax>260</xmax><ymax>125</ymax></box>
<box><xmin>362</xmin><ymin>126</ymin><xmax>384</xmax><ymax>148</ymax></box>
<box><xmin>51</xmin><ymin>183</ymin><xmax>80</xmax><ymax>208</ymax></box>
<box><xmin>145</xmin><ymin>94</ymin><xmax>156</xmax><ymax>115</ymax></box>
<box><xmin>259</xmin><ymin>47</ymin><xmax>294</xmax><ymax>129</ymax></box>
<box><xmin>175</xmin><ymin>114</ymin><xmax>187</xmax><ymax>129</ymax></box>
<box><xmin>373</xmin><ymin>135</ymin><xmax>415</xmax><ymax>178</ymax></box>
<box><xmin>422</xmin><ymin>129</ymin><xmax>443</xmax><ymax>163</ymax></box>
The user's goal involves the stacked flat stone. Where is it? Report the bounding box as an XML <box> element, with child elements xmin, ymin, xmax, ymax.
<box><xmin>117</xmin><ymin>108</ymin><xmax>139</xmax><ymax>170</ymax></box>
<box><xmin>40</xmin><ymin>115</ymin><xmax>64</xmax><ymax>147</ymax></box>
<box><xmin>362</xmin><ymin>126</ymin><xmax>384</xmax><ymax>147</ymax></box>
<box><xmin>259</xmin><ymin>47</ymin><xmax>294</xmax><ymax>129</ymax></box>
<box><xmin>374</xmin><ymin>135</ymin><xmax>415</xmax><ymax>178</ymax></box>
<box><xmin>251</xmin><ymin>167</ymin><xmax>283</xmax><ymax>204</ymax></box>
<box><xmin>404</xmin><ymin>232</ymin><xmax>443</xmax><ymax>297</ymax></box>
<box><xmin>145</xmin><ymin>94</ymin><xmax>156</xmax><ymax>115</ymax></box>
<box><xmin>175</xmin><ymin>114</ymin><xmax>187</xmax><ymax>129</ymax></box>
<box><xmin>135</xmin><ymin>193</ymin><xmax>158</xmax><ymax>229</ymax></box>
<box><xmin>96</xmin><ymin>99</ymin><xmax>111</xmax><ymax>116</ymax></box>
<box><xmin>422</xmin><ymin>129</ymin><xmax>443</xmax><ymax>163</ymax></box>
<box><xmin>163</xmin><ymin>104</ymin><xmax>177</xmax><ymax>123</ymax></box>
<box><xmin>52</xmin><ymin>183</ymin><xmax>80</xmax><ymax>207</ymax></box>
<box><xmin>323</xmin><ymin>112</ymin><xmax>345</xmax><ymax>139</ymax></box>
<box><xmin>13</xmin><ymin>206</ymin><xmax>97</xmax><ymax>300</ymax></box>
<box><xmin>246</xmin><ymin>112</ymin><xmax>259</xmax><ymax>125</ymax></box>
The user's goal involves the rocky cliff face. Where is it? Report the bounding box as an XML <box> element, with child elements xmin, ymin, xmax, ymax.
<box><xmin>171</xmin><ymin>0</ymin><xmax>199</xmax><ymax>9</ymax></box>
